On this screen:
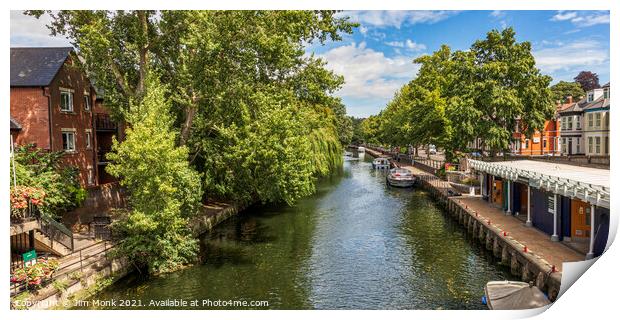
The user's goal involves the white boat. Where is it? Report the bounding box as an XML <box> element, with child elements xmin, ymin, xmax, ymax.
<box><xmin>358</xmin><ymin>146</ymin><xmax>365</xmax><ymax>153</ymax></box>
<box><xmin>344</xmin><ymin>151</ymin><xmax>353</xmax><ymax>157</ymax></box>
<box><xmin>386</xmin><ymin>168</ymin><xmax>416</xmax><ymax>187</ymax></box>
<box><xmin>372</xmin><ymin>157</ymin><xmax>390</xmax><ymax>169</ymax></box>
<box><xmin>483</xmin><ymin>281</ymin><xmax>551</xmax><ymax>310</ymax></box>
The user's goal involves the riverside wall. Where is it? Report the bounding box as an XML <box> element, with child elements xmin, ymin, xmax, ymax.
<box><xmin>362</xmin><ymin>146</ymin><xmax>562</xmax><ymax>301</ymax></box>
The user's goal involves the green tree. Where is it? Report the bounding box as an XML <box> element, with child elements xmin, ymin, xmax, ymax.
<box><xmin>550</xmin><ymin>81</ymin><xmax>585</xmax><ymax>103</ymax></box>
<box><xmin>105</xmin><ymin>77</ymin><xmax>203</xmax><ymax>274</ymax></box>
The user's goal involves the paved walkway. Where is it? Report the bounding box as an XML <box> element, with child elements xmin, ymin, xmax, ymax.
<box><xmin>455</xmin><ymin>197</ymin><xmax>583</xmax><ymax>271</ymax></box>
<box><xmin>365</xmin><ymin>146</ymin><xmax>584</xmax><ymax>272</ymax></box>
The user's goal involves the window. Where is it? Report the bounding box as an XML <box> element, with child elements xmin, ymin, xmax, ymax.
<box><xmin>547</xmin><ymin>194</ymin><xmax>556</xmax><ymax>214</ymax></box>
<box><xmin>576</xmin><ymin>116</ymin><xmax>581</xmax><ymax>129</ymax></box>
<box><xmin>588</xmin><ymin>137</ymin><xmax>593</xmax><ymax>153</ymax></box>
<box><xmin>595</xmin><ymin>137</ymin><xmax>601</xmax><ymax>154</ymax></box>
<box><xmin>561</xmin><ymin>117</ymin><xmax>566</xmax><ymax>130</ymax></box>
<box><xmin>543</xmin><ymin>139</ymin><xmax>547</xmax><ymax>149</ymax></box>
<box><xmin>567</xmin><ymin>116</ymin><xmax>573</xmax><ymax>130</ymax></box>
<box><xmin>60</xmin><ymin>90</ymin><xmax>74</xmax><ymax>112</ymax></box>
<box><xmin>605</xmin><ymin>137</ymin><xmax>609</xmax><ymax>155</ymax></box>
<box><xmin>62</xmin><ymin>131</ymin><xmax>76</xmax><ymax>152</ymax></box>
<box><xmin>576</xmin><ymin>138</ymin><xmax>580</xmax><ymax>153</ymax></box>
<box><xmin>525</xmin><ymin>139</ymin><xmax>529</xmax><ymax>149</ymax></box>
<box><xmin>604</xmin><ymin>89</ymin><xmax>609</xmax><ymax>99</ymax></box>
<box><xmin>562</xmin><ymin>138</ymin><xmax>567</xmax><ymax>154</ymax></box>
<box><xmin>588</xmin><ymin>93</ymin><xmax>594</xmax><ymax>102</ymax></box>
<box><xmin>84</xmin><ymin>94</ymin><xmax>91</xmax><ymax>111</ymax></box>
<box><xmin>605</xmin><ymin>112</ymin><xmax>609</xmax><ymax>128</ymax></box>
<box><xmin>85</xmin><ymin>131</ymin><xmax>92</xmax><ymax>149</ymax></box>
<box><xmin>595</xmin><ymin>113</ymin><xmax>601</xmax><ymax>128</ymax></box>
<box><xmin>87</xmin><ymin>167</ymin><xmax>94</xmax><ymax>186</ymax></box>
<box><xmin>588</xmin><ymin>113</ymin><xmax>593</xmax><ymax>128</ymax></box>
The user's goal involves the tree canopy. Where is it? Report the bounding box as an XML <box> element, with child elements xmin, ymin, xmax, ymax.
<box><xmin>361</xmin><ymin>28</ymin><xmax>555</xmax><ymax>160</ymax></box>
<box><xmin>574</xmin><ymin>71</ymin><xmax>600</xmax><ymax>92</ymax></box>
<box><xmin>550</xmin><ymin>81</ymin><xmax>585</xmax><ymax>103</ymax></box>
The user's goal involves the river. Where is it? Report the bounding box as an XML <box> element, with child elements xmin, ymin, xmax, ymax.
<box><xmin>83</xmin><ymin>150</ymin><xmax>517</xmax><ymax>310</ymax></box>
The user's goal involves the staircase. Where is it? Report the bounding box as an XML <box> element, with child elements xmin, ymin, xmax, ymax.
<box><xmin>36</xmin><ymin>216</ymin><xmax>75</xmax><ymax>256</ymax></box>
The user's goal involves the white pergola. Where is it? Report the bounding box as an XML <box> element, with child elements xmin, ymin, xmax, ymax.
<box><xmin>468</xmin><ymin>159</ymin><xmax>610</xmax><ymax>209</ymax></box>
<box><xmin>468</xmin><ymin>159</ymin><xmax>610</xmax><ymax>259</ymax></box>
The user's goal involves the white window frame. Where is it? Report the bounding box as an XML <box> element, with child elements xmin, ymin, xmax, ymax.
<box><xmin>588</xmin><ymin>113</ymin><xmax>593</xmax><ymax>128</ymax></box>
<box><xmin>61</xmin><ymin>129</ymin><xmax>76</xmax><ymax>152</ymax></box>
<box><xmin>60</xmin><ymin>89</ymin><xmax>74</xmax><ymax>112</ymax></box>
<box><xmin>84</xmin><ymin>93</ymin><xmax>91</xmax><ymax>111</ymax></box>
<box><xmin>576</xmin><ymin>138</ymin><xmax>580</xmax><ymax>153</ymax></box>
<box><xmin>87</xmin><ymin>166</ymin><xmax>94</xmax><ymax>186</ymax></box>
<box><xmin>595</xmin><ymin>113</ymin><xmax>601</xmax><ymax>128</ymax></box>
<box><xmin>595</xmin><ymin>136</ymin><xmax>601</xmax><ymax>154</ymax></box>
<box><xmin>588</xmin><ymin>137</ymin><xmax>593</xmax><ymax>154</ymax></box>
<box><xmin>561</xmin><ymin>117</ymin><xmax>566</xmax><ymax>130</ymax></box>
<box><xmin>85</xmin><ymin>130</ymin><xmax>92</xmax><ymax>150</ymax></box>
<box><xmin>575</xmin><ymin>116</ymin><xmax>581</xmax><ymax>130</ymax></box>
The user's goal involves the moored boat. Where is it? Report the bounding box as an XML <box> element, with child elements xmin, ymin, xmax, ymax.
<box><xmin>386</xmin><ymin>168</ymin><xmax>416</xmax><ymax>187</ymax></box>
<box><xmin>482</xmin><ymin>281</ymin><xmax>550</xmax><ymax>310</ymax></box>
<box><xmin>372</xmin><ymin>157</ymin><xmax>390</xmax><ymax>169</ymax></box>
<box><xmin>358</xmin><ymin>146</ymin><xmax>365</xmax><ymax>153</ymax></box>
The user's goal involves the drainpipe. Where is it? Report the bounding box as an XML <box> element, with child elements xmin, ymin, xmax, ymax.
<box><xmin>586</xmin><ymin>204</ymin><xmax>596</xmax><ymax>259</ymax></box>
<box><xmin>526</xmin><ymin>185</ymin><xmax>532</xmax><ymax>227</ymax></box>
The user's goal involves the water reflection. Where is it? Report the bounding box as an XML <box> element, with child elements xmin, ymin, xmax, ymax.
<box><xmin>85</xmin><ymin>151</ymin><xmax>516</xmax><ymax>309</ymax></box>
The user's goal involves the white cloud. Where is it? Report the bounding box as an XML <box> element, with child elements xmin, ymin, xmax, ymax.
<box><xmin>343</xmin><ymin>10</ymin><xmax>459</xmax><ymax>29</ymax></box>
<box><xmin>550</xmin><ymin>11</ymin><xmax>609</xmax><ymax>27</ymax></box>
<box><xmin>490</xmin><ymin>10</ymin><xmax>506</xmax><ymax>18</ymax></box>
<box><xmin>318</xmin><ymin>42</ymin><xmax>420</xmax><ymax>102</ymax></box>
<box><xmin>385</xmin><ymin>39</ymin><xmax>426</xmax><ymax>52</ymax></box>
<box><xmin>533</xmin><ymin>40</ymin><xmax>609</xmax><ymax>73</ymax></box>
<box><xmin>359</xmin><ymin>25</ymin><xmax>368</xmax><ymax>36</ymax></box>
<box><xmin>551</xmin><ymin>11</ymin><xmax>578</xmax><ymax>21</ymax></box>
<box><xmin>10</xmin><ymin>10</ymin><xmax>71</xmax><ymax>47</ymax></box>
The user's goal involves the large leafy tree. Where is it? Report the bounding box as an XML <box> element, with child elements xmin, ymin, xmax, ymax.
<box><xmin>369</xmin><ymin>28</ymin><xmax>554</xmax><ymax>160</ymax></box>
<box><xmin>106</xmin><ymin>76</ymin><xmax>203</xmax><ymax>273</ymax></box>
<box><xmin>28</xmin><ymin>10</ymin><xmax>355</xmax><ymax>206</ymax></box>
<box><xmin>550</xmin><ymin>81</ymin><xmax>585</xmax><ymax>103</ymax></box>
<box><xmin>574</xmin><ymin>71</ymin><xmax>601</xmax><ymax>92</ymax></box>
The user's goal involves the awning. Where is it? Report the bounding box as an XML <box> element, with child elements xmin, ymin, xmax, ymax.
<box><xmin>469</xmin><ymin>159</ymin><xmax>610</xmax><ymax>209</ymax></box>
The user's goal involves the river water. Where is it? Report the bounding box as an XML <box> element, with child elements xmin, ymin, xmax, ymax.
<box><xmin>84</xmin><ymin>151</ymin><xmax>517</xmax><ymax>310</ymax></box>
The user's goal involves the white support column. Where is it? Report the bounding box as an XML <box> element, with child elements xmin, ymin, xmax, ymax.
<box><xmin>505</xmin><ymin>180</ymin><xmax>512</xmax><ymax>215</ymax></box>
<box><xmin>551</xmin><ymin>194</ymin><xmax>559</xmax><ymax>242</ymax></box>
<box><xmin>586</xmin><ymin>204</ymin><xmax>596</xmax><ymax>260</ymax></box>
<box><xmin>525</xmin><ymin>185</ymin><xmax>532</xmax><ymax>227</ymax></box>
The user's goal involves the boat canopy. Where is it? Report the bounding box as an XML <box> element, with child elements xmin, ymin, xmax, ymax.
<box><xmin>484</xmin><ymin>281</ymin><xmax>550</xmax><ymax>310</ymax></box>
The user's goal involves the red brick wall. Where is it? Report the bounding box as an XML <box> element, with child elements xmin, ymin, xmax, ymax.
<box><xmin>10</xmin><ymin>87</ymin><xmax>51</xmax><ymax>149</ymax></box>
<box><xmin>48</xmin><ymin>56</ymin><xmax>97</xmax><ymax>187</ymax></box>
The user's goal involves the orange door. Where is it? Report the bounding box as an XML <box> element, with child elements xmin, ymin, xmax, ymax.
<box><xmin>571</xmin><ymin>199</ymin><xmax>590</xmax><ymax>238</ymax></box>
<box><xmin>493</xmin><ymin>180</ymin><xmax>503</xmax><ymax>206</ymax></box>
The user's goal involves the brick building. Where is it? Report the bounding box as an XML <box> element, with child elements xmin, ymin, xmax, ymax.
<box><xmin>10</xmin><ymin>47</ymin><xmax>121</xmax><ymax>188</ymax></box>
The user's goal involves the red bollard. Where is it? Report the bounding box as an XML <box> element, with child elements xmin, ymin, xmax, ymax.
<box><xmin>487</xmin><ymin>219</ymin><xmax>491</xmax><ymax>225</ymax></box>
<box><xmin>503</xmin><ymin>231</ymin><xmax>508</xmax><ymax>237</ymax></box>
<box><xmin>551</xmin><ymin>265</ymin><xmax>557</xmax><ymax>273</ymax></box>
<box><xmin>523</xmin><ymin>246</ymin><xmax>528</xmax><ymax>253</ymax></box>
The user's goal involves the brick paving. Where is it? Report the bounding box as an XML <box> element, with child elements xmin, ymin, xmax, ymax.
<box><xmin>454</xmin><ymin>197</ymin><xmax>583</xmax><ymax>271</ymax></box>
<box><xmin>366</xmin><ymin>146</ymin><xmax>584</xmax><ymax>272</ymax></box>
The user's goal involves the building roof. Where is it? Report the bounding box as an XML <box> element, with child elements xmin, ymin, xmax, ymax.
<box><xmin>582</xmin><ymin>97</ymin><xmax>610</xmax><ymax>112</ymax></box>
<box><xmin>10</xmin><ymin>117</ymin><xmax>21</xmax><ymax>130</ymax></box>
<box><xmin>603</xmin><ymin>82</ymin><xmax>610</xmax><ymax>88</ymax></box>
<box><xmin>10</xmin><ymin>47</ymin><xmax>73</xmax><ymax>86</ymax></box>
<box><xmin>469</xmin><ymin>159</ymin><xmax>610</xmax><ymax>208</ymax></box>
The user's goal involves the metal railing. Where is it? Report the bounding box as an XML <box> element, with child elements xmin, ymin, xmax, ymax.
<box><xmin>40</xmin><ymin>216</ymin><xmax>74</xmax><ymax>252</ymax></box>
<box><xmin>10</xmin><ymin>240</ymin><xmax>115</xmax><ymax>296</ymax></box>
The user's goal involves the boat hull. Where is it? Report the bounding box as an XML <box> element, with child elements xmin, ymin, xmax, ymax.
<box><xmin>386</xmin><ymin>176</ymin><xmax>416</xmax><ymax>188</ymax></box>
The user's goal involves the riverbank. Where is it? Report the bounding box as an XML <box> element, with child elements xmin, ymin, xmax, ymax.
<box><xmin>362</xmin><ymin>145</ymin><xmax>575</xmax><ymax>301</ymax></box>
<box><xmin>13</xmin><ymin>199</ymin><xmax>245</xmax><ymax>310</ymax></box>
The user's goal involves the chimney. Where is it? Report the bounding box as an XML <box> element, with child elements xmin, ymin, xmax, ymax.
<box><xmin>567</xmin><ymin>96</ymin><xmax>573</xmax><ymax>104</ymax></box>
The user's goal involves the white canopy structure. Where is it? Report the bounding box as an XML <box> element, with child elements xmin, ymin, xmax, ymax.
<box><xmin>468</xmin><ymin>159</ymin><xmax>610</xmax><ymax>209</ymax></box>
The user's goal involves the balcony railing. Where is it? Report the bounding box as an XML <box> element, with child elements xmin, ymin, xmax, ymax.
<box><xmin>95</xmin><ymin>113</ymin><xmax>118</xmax><ymax>131</ymax></box>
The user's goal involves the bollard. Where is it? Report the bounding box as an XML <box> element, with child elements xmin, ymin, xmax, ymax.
<box><xmin>523</xmin><ymin>246</ymin><xmax>528</xmax><ymax>253</ymax></box>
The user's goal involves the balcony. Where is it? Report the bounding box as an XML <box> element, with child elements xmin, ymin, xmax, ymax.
<box><xmin>97</xmin><ymin>148</ymin><xmax>112</xmax><ymax>164</ymax></box>
<box><xmin>95</xmin><ymin>113</ymin><xmax>118</xmax><ymax>132</ymax></box>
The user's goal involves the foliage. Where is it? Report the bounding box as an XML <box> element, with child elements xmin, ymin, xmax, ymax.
<box><xmin>574</xmin><ymin>71</ymin><xmax>600</xmax><ymax>92</ymax></box>
<box><xmin>30</xmin><ymin>10</ymin><xmax>356</xmax><ymax>206</ymax></box>
<box><xmin>106</xmin><ymin>77</ymin><xmax>203</xmax><ymax>274</ymax></box>
<box><xmin>10</xmin><ymin>145</ymin><xmax>86</xmax><ymax>220</ymax></box>
<box><xmin>550</xmin><ymin>81</ymin><xmax>585</xmax><ymax>103</ymax></box>
<box><xmin>10</xmin><ymin>257</ymin><xmax>60</xmax><ymax>288</ymax></box>
<box><xmin>364</xmin><ymin>28</ymin><xmax>555</xmax><ymax>161</ymax></box>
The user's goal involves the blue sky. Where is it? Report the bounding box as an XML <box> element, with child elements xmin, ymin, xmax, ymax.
<box><xmin>11</xmin><ymin>10</ymin><xmax>610</xmax><ymax>118</ymax></box>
